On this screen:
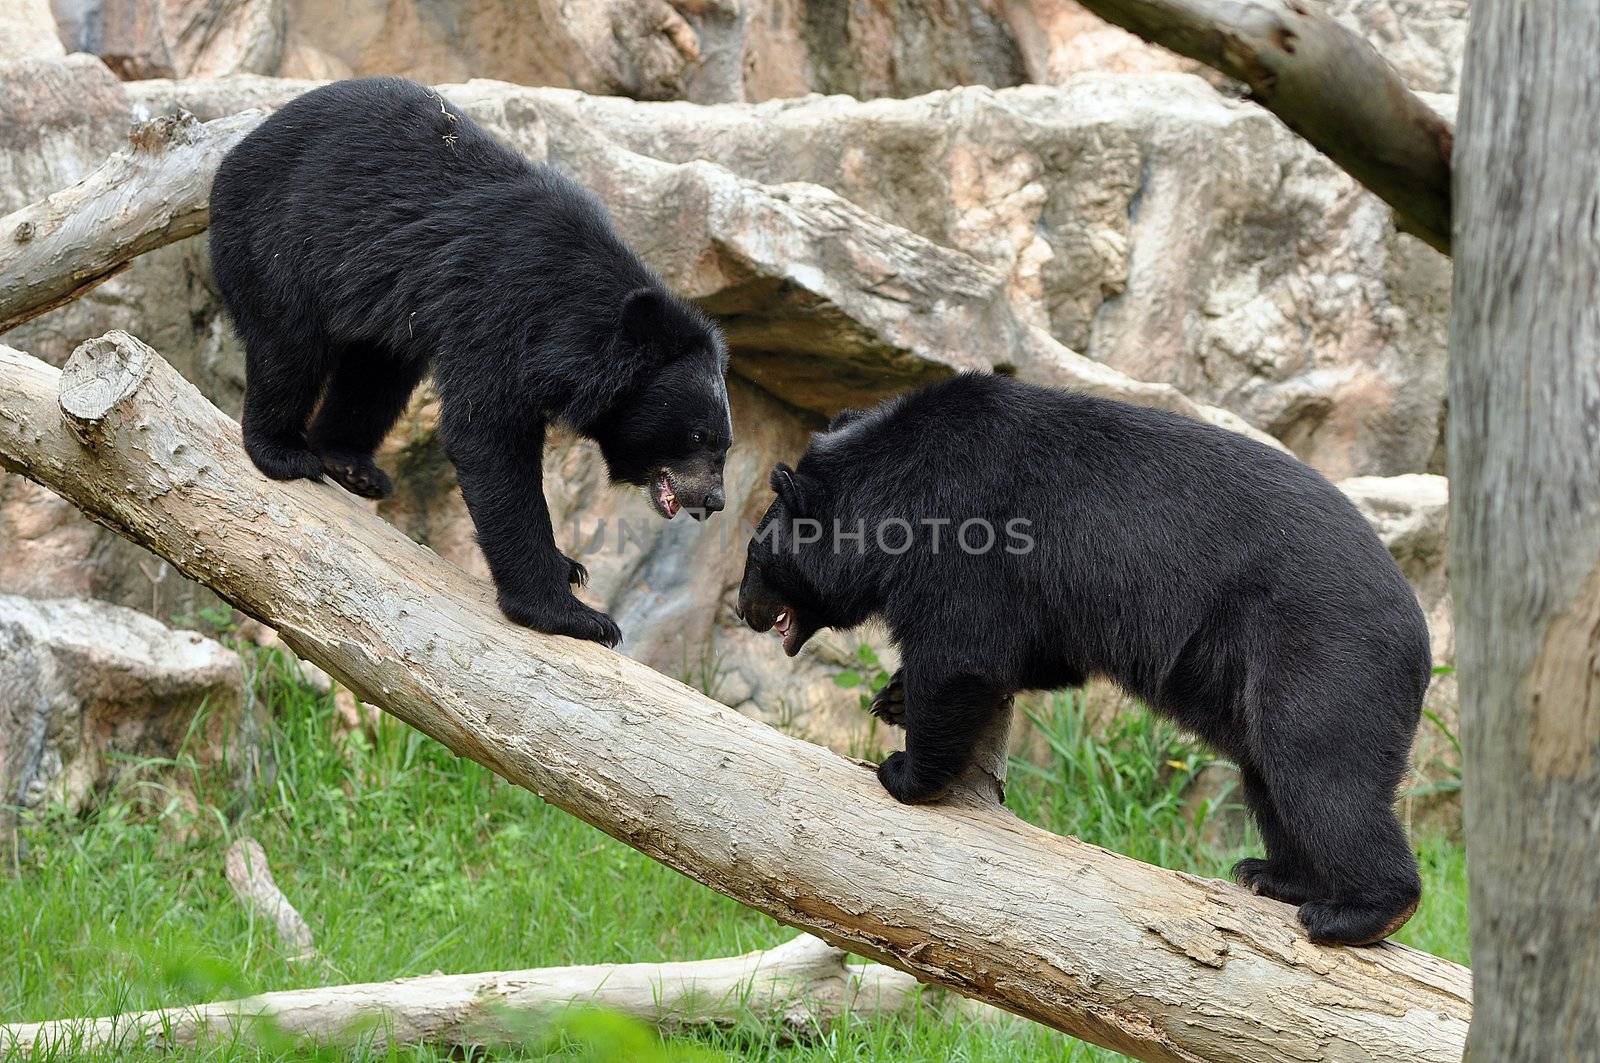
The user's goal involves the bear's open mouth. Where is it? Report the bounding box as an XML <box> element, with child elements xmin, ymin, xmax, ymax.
<box><xmin>774</xmin><ymin>605</ymin><xmax>805</xmax><ymax>656</ymax></box>
<box><xmin>650</xmin><ymin>469</ymin><xmax>680</xmax><ymax>519</ymax></box>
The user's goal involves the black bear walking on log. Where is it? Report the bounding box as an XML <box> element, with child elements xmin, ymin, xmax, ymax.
<box><xmin>210</xmin><ymin>78</ymin><xmax>732</xmax><ymax>647</ymax></box>
<box><xmin>737</xmin><ymin>373</ymin><xmax>1430</xmax><ymax>946</ymax></box>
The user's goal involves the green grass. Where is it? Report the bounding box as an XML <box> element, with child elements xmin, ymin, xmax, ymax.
<box><xmin>1</xmin><ymin>648</ymin><xmax>1470</xmax><ymax>1061</ymax></box>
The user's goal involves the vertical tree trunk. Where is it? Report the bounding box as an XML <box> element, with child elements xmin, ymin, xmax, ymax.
<box><xmin>1450</xmin><ymin>2</ymin><xmax>1600</xmax><ymax>1057</ymax></box>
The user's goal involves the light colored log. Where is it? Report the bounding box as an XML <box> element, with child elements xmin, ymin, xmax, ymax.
<box><xmin>0</xmin><ymin>110</ymin><xmax>262</xmax><ymax>334</ymax></box>
<box><xmin>223</xmin><ymin>838</ymin><xmax>317</xmax><ymax>963</ymax></box>
<box><xmin>1062</xmin><ymin>0</ymin><xmax>1453</xmax><ymax>252</ymax></box>
<box><xmin>1</xmin><ymin>934</ymin><xmax>922</xmax><ymax>1054</ymax></box>
<box><xmin>0</xmin><ymin>329</ymin><xmax>1472</xmax><ymax>1061</ymax></box>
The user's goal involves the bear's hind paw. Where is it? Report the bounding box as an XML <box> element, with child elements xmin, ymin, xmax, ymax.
<box><xmin>320</xmin><ymin>455</ymin><xmax>394</xmax><ymax>500</ymax></box>
<box><xmin>1232</xmin><ymin>858</ymin><xmax>1320</xmax><ymax>907</ymax></box>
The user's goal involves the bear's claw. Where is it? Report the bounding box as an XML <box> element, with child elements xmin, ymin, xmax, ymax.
<box><xmin>1232</xmin><ymin>857</ymin><xmax>1321</xmax><ymax>906</ymax></box>
<box><xmin>869</xmin><ymin>670</ymin><xmax>906</xmax><ymax>727</ymax></box>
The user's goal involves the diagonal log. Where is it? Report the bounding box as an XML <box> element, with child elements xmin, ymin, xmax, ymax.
<box><xmin>1061</xmin><ymin>0</ymin><xmax>1454</xmax><ymax>252</ymax></box>
<box><xmin>3</xmin><ymin>934</ymin><xmax>922</xmax><ymax>1054</ymax></box>
<box><xmin>0</xmin><ymin>329</ymin><xmax>1471</xmax><ymax>1062</ymax></box>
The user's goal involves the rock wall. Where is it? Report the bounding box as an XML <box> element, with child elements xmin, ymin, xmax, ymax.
<box><xmin>1</xmin><ymin>5</ymin><xmax>1464</xmax><ymax>760</ymax></box>
<box><xmin>47</xmin><ymin>0</ymin><xmax>1468</xmax><ymax>103</ymax></box>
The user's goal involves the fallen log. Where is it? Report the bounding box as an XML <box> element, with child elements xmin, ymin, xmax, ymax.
<box><xmin>0</xmin><ymin>329</ymin><xmax>1472</xmax><ymax>1061</ymax></box>
<box><xmin>1061</xmin><ymin>0</ymin><xmax>1454</xmax><ymax>253</ymax></box>
<box><xmin>2</xmin><ymin>934</ymin><xmax>922</xmax><ymax>1054</ymax></box>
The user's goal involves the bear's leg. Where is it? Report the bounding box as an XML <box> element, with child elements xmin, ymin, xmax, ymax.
<box><xmin>443</xmin><ymin>409</ymin><xmax>621</xmax><ymax>647</ymax></box>
<box><xmin>1232</xmin><ymin>765</ymin><xmax>1324</xmax><ymax>906</ymax></box>
<box><xmin>877</xmin><ymin>670</ymin><xmax>1008</xmax><ymax>804</ymax></box>
<box><xmin>240</xmin><ymin>331</ymin><xmax>328</xmax><ymax>483</ymax></box>
<box><xmin>307</xmin><ymin>346</ymin><xmax>427</xmax><ymax>500</ymax></box>
<box><xmin>1260</xmin><ymin>750</ymin><xmax>1421</xmax><ymax>945</ymax></box>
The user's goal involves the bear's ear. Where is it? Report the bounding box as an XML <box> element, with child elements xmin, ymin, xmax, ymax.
<box><xmin>827</xmin><ymin>407</ymin><xmax>868</xmax><ymax>433</ymax></box>
<box><xmin>618</xmin><ymin>287</ymin><xmax>674</xmax><ymax>348</ymax></box>
<box><xmin>770</xmin><ymin>462</ymin><xmax>820</xmax><ymax>517</ymax></box>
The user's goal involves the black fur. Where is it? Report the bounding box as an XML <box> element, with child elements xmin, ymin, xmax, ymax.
<box><xmin>209</xmin><ymin>78</ymin><xmax>732</xmax><ymax>646</ymax></box>
<box><xmin>737</xmin><ymin>373</ymin><xmax>1429</xmax><ymax>946</ymax></box>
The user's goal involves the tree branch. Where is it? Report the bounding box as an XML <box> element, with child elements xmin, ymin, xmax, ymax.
<box><xmin>223</xmin><ymin>838</ymin><xmax>317</xmax><ymax>963</ymax></box>
<box><xmin>0</xmin><ymin>110</ymin><xmax>261</xmax><ymax>335</ymax></box>
<box><xmin>1064</xmin><ymin>0</ymin><xmax>1453</xmax><ymax>253</ymax></box>
<box><xmin>3</xmin><ymin>934</ymin><xmax>923</xmax><ymax>1054</ymax></box>
<box><xmin>0</xmin><ymin>330</ymin><xmax>1471</xmax><ymax>1062</ymax></box>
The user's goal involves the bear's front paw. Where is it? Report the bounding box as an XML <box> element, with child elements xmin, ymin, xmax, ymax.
<box><xmin>563</xmin><ymin>555</ymin><xmax>589</xmax><ymax>587</ymax></box>
<box><xmin>499</xmin><ymin>592</ymin><xmax>622</xmax><ymax>648</ymax></box>
<box><xmin>869</xmin><ymin>671</ymin><xmax>906</xmax><ymax>727</ymax></box>
<box><xmin>877</xmin><ymin>751</ymin><xmax>939</xmax><ymax>805</ymax></box>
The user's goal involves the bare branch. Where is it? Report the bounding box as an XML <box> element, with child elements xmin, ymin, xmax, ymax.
<box><xmin>0</xmin><ymin>110</ymin><xmax>261</xmax><ymax>335</ymax></box>
<box><xmin>223</xmin><ymin>838</ymin><xmax>317</xmax><ymax>963</ymax></box>
<box><xmin>1064</xmin><ymin>0</ymin><xmax>1453</xmax><ymax>252</ymax></box>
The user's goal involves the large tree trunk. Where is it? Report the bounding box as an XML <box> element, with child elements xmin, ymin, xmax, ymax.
<box><xmin>0</xmin><ymin>330</ymin><xmax>1472</xmax><ymax>1063</ymax></box>
<box><xmin>1449</xmin><ymin>1</ymin><xmax>1600</xmax><ymax>1057</ymax></box>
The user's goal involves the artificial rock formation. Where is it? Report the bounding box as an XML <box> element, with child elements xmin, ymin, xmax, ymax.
<box><xmin>0</xmin><ymin>594</ymin><xmax>248</xmax><ymax>819</ymax></box>
<box><xmin>0</xmin><ymin>58</ymin><xmax>1458</xmax><ymax>757</ymax></box>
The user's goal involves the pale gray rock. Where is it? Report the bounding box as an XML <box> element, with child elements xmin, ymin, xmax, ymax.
<box><xmin>0</xmin><ymin>594</ymin><xmax>249</xmax><ymax>817</ymax></box>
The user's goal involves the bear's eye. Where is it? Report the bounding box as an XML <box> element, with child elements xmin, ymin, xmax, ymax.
<box><xmin>690</xmin><ymin>430</ymin><xmax>706</xmax><ymax>446</ymax></box>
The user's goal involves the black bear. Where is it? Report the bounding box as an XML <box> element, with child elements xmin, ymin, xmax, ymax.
<box><xmin>736</xmin><ymin>373</ymin><xmax>1429</xmax><ymax>946</ymax></box>
<box><xmin>209</xmin><ymin>77</ymin><xmax>732</xmax><ymax>647</ymax></box>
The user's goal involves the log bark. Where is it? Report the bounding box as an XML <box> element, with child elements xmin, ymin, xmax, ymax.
<box><xmin>0</xmin><ymin>110</ymin><xmax>261</xmax><ymax>335</ymax></box>
<box><xmin>1448</xmin><ymin>1</ymin><xmax>1600</xmax><ymax>1056</ymax></box>
<box><xmin>2</xmin><ymin>934</ymin><xmax>922</xmax><ymax>1054</ymax></box>
<box><xmin>223</xmin><ymin>838</ymin><xmax>317</xmax><ymax>963</ymax></box>
<box><xmin>1060</xmin><ymin>0</ymin><xmax>1453</xmax><ymax>253</ymax></box>
<box><xmin>0</xmin><ymin>329</ymin><xmax>1473</xmax><ymax>1062</ymax></box>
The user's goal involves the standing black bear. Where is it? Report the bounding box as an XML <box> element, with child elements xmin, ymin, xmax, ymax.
<box><xmin>736</xmin><ymin>373</ymin><xmax>1430</xmax><ymax>946</ymax></box>
<box><xmin>210</xmin><ymin>77</ymin><xmax>732</xmax><ymax>647</ymax></box>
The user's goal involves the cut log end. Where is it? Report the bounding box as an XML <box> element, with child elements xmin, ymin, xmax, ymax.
<box><xmin>59</xmin><ymin>331</ymin><xmax>155</xmax><ymax>433</ymax></box>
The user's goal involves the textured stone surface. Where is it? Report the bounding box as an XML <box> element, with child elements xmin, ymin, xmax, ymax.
<box><xmin>50</xmin><ymin>0</ymin><xmax>1025</xmax><ymax>103</ymax></box>
<box><xmin>1</xmin><ymin>64</ymin><xmax>1458</xmax><ymax>758</ymax></box>
<box><xmin>0</xmin><ymin>0</ymin><xmax>65</xmax><ymax>62</ymax></box>
<box><xmin>51</xmin><ymin>0</ymin><xmax>286</xmax><ymax>81</ymax></box>
<box><xmin>0</xmin><ymin>594</ymin><xmax>247</xmax><ymax>816</ymax></box>
<box><xmin>48</xmin><ymin>0</ymin><xmax>1468</xmax><ymax>101</ymax></box>
<box><xmin>486</xmin><ymin>78</ymin><xmax>1455</xmax><ymax>479</ymax></box>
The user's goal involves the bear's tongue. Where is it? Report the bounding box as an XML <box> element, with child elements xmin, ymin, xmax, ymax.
<box><xmin>655</xmin><ymin>472</ymin><xmax>680</xmax><ymax>518</ymax></box>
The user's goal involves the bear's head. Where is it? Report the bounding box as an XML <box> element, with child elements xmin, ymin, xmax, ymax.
<box><xmin>737</xmin><ymin>452</ymin><xmax>878</xmax><ymax>658</ymax></box>
<box><xmin>590</xmin><ymin>287</ymin><xmax>732</xmax><ymax>520</ymax></box>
